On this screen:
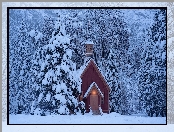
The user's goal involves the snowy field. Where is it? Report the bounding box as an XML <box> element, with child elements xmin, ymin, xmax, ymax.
<box><xmin>9</xmin><ymin>113</ymin><xmax>166</xmax><ymax>124</ymax></box>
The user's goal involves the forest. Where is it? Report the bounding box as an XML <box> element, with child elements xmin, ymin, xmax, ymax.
<box><xmin>9</xmin><ymin>8</ymin><xmax>166</xmax><ymax>117</ymax></box>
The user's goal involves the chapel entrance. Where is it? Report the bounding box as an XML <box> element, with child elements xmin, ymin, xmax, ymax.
<box><xmin>90</xmin><ymin>94</ymin><xmax>98</xmax><ymax>111</ymax></box>
<box><xmin>90</xmin><ymin>88</ymin><xmax>99</xmax><ymax>113</ymax></box>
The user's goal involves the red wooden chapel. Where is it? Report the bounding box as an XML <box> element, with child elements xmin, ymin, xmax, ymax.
<box><xmin>79</xmin><ymin>41</ymin><xmax>111</xmax><ymax>114</ymax></box>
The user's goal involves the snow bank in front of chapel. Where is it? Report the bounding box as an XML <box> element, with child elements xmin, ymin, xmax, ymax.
<box><xmin>9</xmin><ymin>112</ymin><xmax>166</xmax><ymax>124</ymax></box>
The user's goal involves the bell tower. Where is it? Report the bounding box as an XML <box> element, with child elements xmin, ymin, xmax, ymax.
<box><xmin>85</xmin><ymin>41</ymin><xmax>94</xmax><ymax>58</ymax></box>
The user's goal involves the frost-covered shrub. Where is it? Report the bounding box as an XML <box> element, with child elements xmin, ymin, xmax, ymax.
<box><xmin>77</xmin><ymin>101</ymin><xmax>86</xmax><ymax>115</ymax></box>
<box><xmin>99</xmin><ymin>105</ymin><xmax>103</xmax><ymax>116</ymax></box>
<box><xmin>89</xmin><ymin>105</ymin><xmax>93</xmax><ymax>115</ymax></box>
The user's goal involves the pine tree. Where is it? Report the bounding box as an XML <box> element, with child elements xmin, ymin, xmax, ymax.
<box><xmin>139</xmin><ymin>9</ymin><xmax>166</xmax><ymax>117</ymax></box>
<box><xmin>9</xmin><ymin>16</ymin><xmax>31</xmax><ymax>114</ymax></box>
<box><xmin>30</xmin><ymin>17</ymin><xmax>81</xmax><ymax>115</ymax></box>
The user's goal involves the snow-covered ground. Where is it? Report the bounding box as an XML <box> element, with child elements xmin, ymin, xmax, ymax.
<box><xmin>9</xmin><ymin>112</ymin><xmax>166</xmax><ymax>124</ymax></box>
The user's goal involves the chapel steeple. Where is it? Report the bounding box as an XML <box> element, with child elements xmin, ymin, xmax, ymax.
<box><xmin>85</xmin><ymin>40</ymin><xmax>94</xmax><ymax>58</ymax></box>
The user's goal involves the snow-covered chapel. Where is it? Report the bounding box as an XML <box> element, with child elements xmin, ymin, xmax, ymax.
<box><xmin>79</xmin><ymin>41</ymin><xmax>111</xmax><ymax>114</ymax></box>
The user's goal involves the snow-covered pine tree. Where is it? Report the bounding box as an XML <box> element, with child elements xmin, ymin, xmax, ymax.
<box><xmin>9</xmin><ymin>15</ymin><xmax>31</xmax><ymax>114</ymax></box>
<box><xmin>103</xmin><ymin>10</ymin><xmax>131</xmax><ymax>115</ymax></box>
<box><xmin>149</xmin><ymin>9</ymin><xmax>166</xmax><ymax>117</ymax></box>
<box><xmin>30</xmin><ymin>16</ymin><xmax>81</xmax><ymax>115</ymax></box>
<box><xmin>9</xmin><ymin>9</ymin><xmax>22</xmax><ymax>114</ymax></box>
<box><xmin>105</xmin><ymin>48</ymin><xmax>119</xmax><ymax>113</ymax></box>
<box><xmin>9</xmin><ymin>9</ymin><xmax>45</xmax><ymax>114</ymax></box>
<box><xmin>139</xmin><ymin>9</ymin><xmax>166</xmax><ymax>117</ymax></box>
<box><xmin>122</xmin><ymin>9</ymin><xmax>156</xmax><ymax>114</ymax></box>
<box><xmin>67</xmin><ymin>10</ymin><xmax>86</xmax><ymax>69</ymax></box>
<box><xmin>41</xmin><ymin>16</ymin><xmax>55</xmax><ymax>47</ymax></box>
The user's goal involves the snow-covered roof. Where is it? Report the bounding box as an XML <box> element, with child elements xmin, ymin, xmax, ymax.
<box><xmin>78</xmin><ymin>58</ymin><xmax>111</xmax><ymax>92</ymax></box>
<box><xmin>85</xmin><ymin>40</ymin><xmax>94</xmax><ymax>45</ymax></box>
<box><xmin>84</xmin><ymin>82</ymin><xmax>104</xmax><ymax>98</ymax></box>
<box><xmin>77</xmin><ymin>57</ymin><xmax>92</xmax><ymax>75</ymax></box>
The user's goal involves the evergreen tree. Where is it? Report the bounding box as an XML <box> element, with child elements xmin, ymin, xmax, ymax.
<box><xmin>30</xmin><ymin>18</ymin><xmax>81</xmax><ymax>115</ymax></box>
<box><xmin>9</xmin><ymin>15</ymin><xmax>31</xmax><ymax>114</ymax></box>
<box><xmin>139</xmin><ymin>9</ymin><xmax>166</xmax><ymax>117</ymax></box>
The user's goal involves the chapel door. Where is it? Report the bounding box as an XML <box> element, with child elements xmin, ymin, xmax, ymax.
<box><xmin>90</xmin><ymin>94</ymin><xmax>98</xmax><ymax>111</ymax></box>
